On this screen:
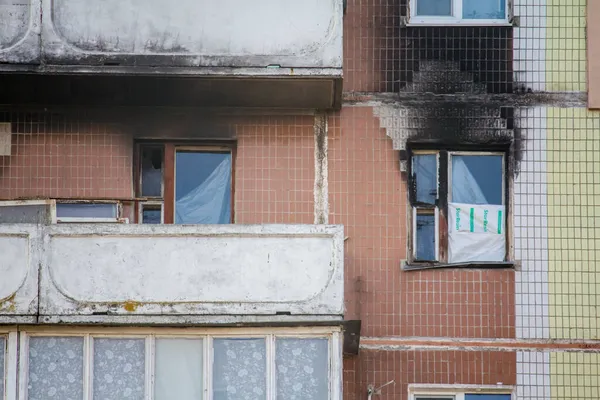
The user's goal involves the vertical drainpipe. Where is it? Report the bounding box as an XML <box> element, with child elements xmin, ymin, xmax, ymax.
<box><xmin>314</xmin><ymin>111</ymin><xmax>329</xmax><ymax>225</ymax></box>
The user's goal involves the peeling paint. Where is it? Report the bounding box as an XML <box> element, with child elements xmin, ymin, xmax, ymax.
<box><xmin>0</xmin><ymin>293</ymin><xmax>17</xmax><ymax>313</ymax></box>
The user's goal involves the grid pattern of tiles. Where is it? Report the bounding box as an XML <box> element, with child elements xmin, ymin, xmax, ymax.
<box><xmin>0</xmin><ymin>110</ymin><xmax>315</xmax><ymax>225</ymax></box>
<box><xmin>517</xmin><ymin>351</ymin><xmax>551</xmax><ymax>400</ymax></box>
<box><xmin>546</xmin><ymin>0</ymin><xmax>587</xmax><ymax>91</ymax></box>
<box><xmin>514</xmin><ymin>0</ymin><xmax>547</xmax><ymax>92</ymax></box>
<box><xmin>0</xmin><ymin>109</ymin><xmax>133</xmax><ymax>199</ymax></box>
<box><xmin>343</xmin><ymin>0</ymin><xmax>514</xmax><ymax>94</ymax></box>
<box><xmin>550</xmin><ymin>352</ymin><xmax>600</xmax><ymax>399</ymax></box>
<box><xmin>329</xmin><ymin>106</ymin><xmax>514</xmax><ymax>339</ymax></box>
<box><xmin>514</xmin><ymin>107</ymin><xmax>550</xmax><ymax>340</ymax></box>
<box><xmin>234</xmin><ymin>115</ymin><xmax>315</xmax><ymax>224</ymax></box>
<box><xmin>343</xmin><ymin>350</ymin><xmax>516</xmax><ymax>400</ymax></box>
<box><xmin>547</xmin><ymin>107</ymin><xmax>600</xmax><ymax>340</ymax></box>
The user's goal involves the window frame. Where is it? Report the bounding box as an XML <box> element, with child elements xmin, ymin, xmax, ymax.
<box><xmin>0</xmin><ymin>329</ymin><xmax>18</xmax><ymax>400</ymax></box>
<box><xmin>408</xmin><ymin>148</ymin><xmax>511</xmax><ymax>267</ymax></box>
<box><xmin>135</xmin><ymin>141</ymin><xmax>235</xmax><ymax>225</ymax></box>
<box><xmin>16</xmin><ymin>326</ymin><xmax>341</xmax><ymax>400</ymax></box>
<box><xmin>409</xmin><ymin>384</ymin><xmax>514</xmax><ymax>400</ymax></box>
<box><xmin>55</xmin><ymin>201</ymin><xmax>123</xmax><ymax>224</ymax></box>
<box><xmin>408</xmin><ymin>0</ymin><xmax>512</xmax><ymax>26</ymax></box>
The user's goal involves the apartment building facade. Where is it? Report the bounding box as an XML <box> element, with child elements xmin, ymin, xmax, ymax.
<box><xmin>0</xmin><ymin>0</ymin><xmax>599</xmax><ymax>399</ymax></box>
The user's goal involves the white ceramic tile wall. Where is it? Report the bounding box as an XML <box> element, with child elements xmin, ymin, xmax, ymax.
<box><xmin>517</xmin><ymin>351</ymin><xmax>551</xmax><ymax>400</ymax></box>
<box><xmin>514</xmin><ymin>107</ymin><xmax>550</xmax><ymax>340</ymax></box>
<box><xmin>513</xmin><ymin>0</ymin><xmax>546</xmax><ymax>92</ymax></box>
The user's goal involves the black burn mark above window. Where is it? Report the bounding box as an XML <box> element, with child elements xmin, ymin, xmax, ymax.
<box><xmin>400</xmin><ymin>105</ymin><xmax>523</xmax><ymax>175</ymax></box>
<box><xmin>398</xmin><ymin>26</ymin><xmax>513</xmax><ymax>94</ymax></box>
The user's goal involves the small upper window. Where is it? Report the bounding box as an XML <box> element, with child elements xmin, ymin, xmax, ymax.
<box><xmin>409</xmin><ymin>150</ymin><xmax>508</xmax><ymax>266</ymax></box>
<box><xmin>409</xmin><ymin>0</ymin><xmax>509</xmax><ymax>25</ymax></box>
<box><xmin>55</xmin><ymin>202</ymin><xmax>120</xmax><ymax>223</ymax></box>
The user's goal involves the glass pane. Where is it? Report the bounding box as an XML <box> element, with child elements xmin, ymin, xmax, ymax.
<box><xmin>141</xmin><ymin>146</ymin><xmax>163</xmax><ymax>197</ymax></box>
<box><xmin>451</xmin><ymin>155</ymin><xmax>503</xmax><ymax>205</ymax></box>
<box><xmin>93</xmin><ymin>338</ymin><xmax>145</xmax><ymax>400</ymax></box>
<box><xmin>213</xmin><ymin>338</ymin><xmax>266</xmax><ymax>400</ymax></box>
<box><xmin>416</xmin><ymin>0</ymin><xmax>452</xmax><ymax>16</ymax></box>
<box><xmin>463</xmin><ymin>0</ymin><xmax>506</xmax><ymax>19</ymax></box>
<box><xmin>0</xmin><ymin>337</ymin><xmax>4</xmax><ymax>399</ymax></box>
<box><xmin>28</xmin><ymin>337</ymin><xmax>84</xmax><ymax>400</ymax></box>
<box><xmin>142</xmin><ymin>207</ymin><xmax>161</xmax><ymax>224</ymax></box>
<box><xmin>175</xmin><ymin>152</ymin><xmax>231</xmax><ymax>224</ymax></box>
<box><xmin>413</xmin><ymin>154</ymin><xmax>437</xmax><ymax>204</ymax></box>
<box><xmin>465</xmin><ymin>395</ymin><xmax>511</xmax><ymax>400</ymax></box>
<box><xmin>56</xmin><ymin>203</ymin><xmax>117</xmax><ymax>218</ymax></box>
<box><xmin>416</xmin><ymin>214</ymin><xmax>436</xmax><ymax>260</ymax></box>
<box><xmin>276</xmin><ymin>339</ymin><xmax>328</xmax><ymax>400</ymax></box>
<box><xmin>155</xmin><ymin>339</ymin><xmax>203</xmax><ymax>400</ymax></box>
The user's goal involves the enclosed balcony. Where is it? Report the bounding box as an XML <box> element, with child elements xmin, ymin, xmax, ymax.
<box><xmin>0</xmin><ymin>0</ymin><xmax>343</xmax><ymax>109</ymax></box>
<box><xmin>0</xmin><ymin>223</ymin><xmax>344</xmax><ymax>325</ymax></box>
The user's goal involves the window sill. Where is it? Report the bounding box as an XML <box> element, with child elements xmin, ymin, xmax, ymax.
<box><xmin>405</xmin><ymin>21</ymin><xmax>513</xmax><ymax>27</ymax></box>
<box><xmin>402</xmin><ymin>261</ymin><xmax>515</xmax><ymax>272</ymax></box>
<box><xmin>403</xmin><ymin>18</ymin><xmax>513</xmax><ymax>27</ymax></box>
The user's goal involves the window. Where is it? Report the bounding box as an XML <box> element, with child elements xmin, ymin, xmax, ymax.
<box><xmin>413</xmin><ymin>394</ymin><xmax>511</xmax><ymax>400</ymax></box>
<box><xmin>409</xmin><ymin>150</ymin><xmax>507</xmax><ymax>265</ymax></box>
<box><xmin>55</xmin><ymin>202</ymin><xmax>121</xmax><ymax>223</ymax></box>
<box><xmin>137</xmin><ymin>143</ymin><xmax>233</xmax><ymax>224</ymax></box>
<box><xmin>0</xmin><ymin>336</ymin><xmax>4</xmax><ymax>399</ymax></box>
<box><xmin>409</xmin><ymin>0</ymin><xmax>510</xmax><ymax>25</ymax></box>
<box><xmin>19</xmin><ymin>329</ymin><xmax>338</xmax><ymax>400</ymax></box>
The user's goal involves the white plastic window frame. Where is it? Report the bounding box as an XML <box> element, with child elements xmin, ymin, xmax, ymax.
<box><xmin>408</xmin><ymin>0</ymin><xmax>512</xmax><ymax>26</ymax></box>
<box><xmin>55</xmin><ymin>201</ymin><xmax>125</xmax><ymax>224</ymax></box>
<box><xmin>409</xmin><ymin>384</ymin><xmax>514</xmax><ymax>400</ymax></box>
<box><xmin>0</xmin><ymin>330</ymin><xmax>18</xmax><ymax>400</ymax></box>
<box><xmin>16</xmin><ymin>327</ymin><xmax>342</xmax><ymax>400</ymax></box>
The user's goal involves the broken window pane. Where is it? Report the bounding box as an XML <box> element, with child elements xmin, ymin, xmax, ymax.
<box><xmin>142</xmin><ymin>206</ymin><xmax>161</xmax><ymax>224</ymax></box>
<box><xmin>175</xmin><ymin>152</ymin><xmax>231</xmax><ymax>224</ymax></box>
<box><xmin>416</xmin><ymin>214</ymin><xmax>436</xmax><ymax>260</ymax></box>
<box><xmin>56</xmin><ymin>203</ymin><xmax>118</xmax><ymax>219</ymax></box>
<box><xmin>213</xmin><ymin>338</ymin><xmax>267</xmax><ymax>400</ymax></box>
<box><xmin>451</xmin><ymin>155</ymin><xmax>503</xmax><ymax>205</ymax></box>
<box><xmin>155</xmin><ymin>339</ymin><xmax>203</xmax><ymax>400</ymax></box>
<box><xmin>413</xmin><ymin>154</ymin><xmax>437</xmax><ymax>204</ymax></box>
<box><xmin>276</xmin><ymin>338</ymin><xmax>328</xmax><ymax>400</ymax></box>
<box><xmin>28</xmin><ymin>337</ymin><xmax>84</xmax><ymax>400</ymax></box>
<box><xmin>93</xmin><ymin>338</ymin><xmax>145</xmax><ymax>400</ymax></box>
<box><xmin>141</xmin><ymin>146</ymin><xmax>163</xmax><ymax>197</ymax></box>
<box><xmin>416</xmin><ymin>0</ymin><xmax>452</xmax><ymax>16</ymax></box>
<box><xmin>463</xmin><ymin>0</ymin><xmax>506</xmax><ymax>19</ymax></box>
<box><xmin>0</xmin><ymin>337</ymin><xmax>4</xmax><ymax>399</ymax></box>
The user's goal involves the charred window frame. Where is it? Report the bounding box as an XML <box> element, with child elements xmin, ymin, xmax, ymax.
<box><xmin>135</xmin><ymin>142</ymin><xmax>235</xmax><ymax>225</ymax></box>
<box><xmin>408</xmin><ymin>0</ymin><xmax>512</xmax><ymax>26</ymax></box>
<box><xmin>408</xmin><ymin>148</ymin><xmax>511</xmax><ymax>268</ymax></box>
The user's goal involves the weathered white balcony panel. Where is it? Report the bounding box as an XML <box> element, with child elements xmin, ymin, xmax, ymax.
<box><xmin>0</xmin><ymin>225</ymin><xmax>40</xmax><ymax>323</ymax></box>
<box><xmin>39</xmin><ymin>224</ymin><xmax>344</xmax><ymax>323</ymax></box>
<box><xmin>0</xmin><ymin>0</ymin><xmax>40</xmax><ymax>63</ymax></box>
<box><xmin>41</xmin><ymin>0</ymin><xmax>343</xmax><ymax>68</ymax></box>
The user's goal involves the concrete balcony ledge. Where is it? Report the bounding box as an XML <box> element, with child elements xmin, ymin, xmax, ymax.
<box><xmin>0</xmin><ymin>0</ymin><xmax>344</xmax><ymax>109</ymax></box>
<box><xmin>0</xmin><ymin>224</ymin><xmax>344</xmax><ymax>325</ymax></box>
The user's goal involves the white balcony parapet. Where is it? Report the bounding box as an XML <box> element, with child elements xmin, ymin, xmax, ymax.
<box><xmin>0</xmin><ymin>224</ymin><xmax>344</xmax><ymax>325</ymax></box>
